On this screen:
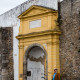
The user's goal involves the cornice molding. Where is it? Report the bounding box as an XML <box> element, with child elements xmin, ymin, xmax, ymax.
<box><xmin>16</xmin><ymin>29</ymin><xmax>61</xmax><ymax>40</ymax></box>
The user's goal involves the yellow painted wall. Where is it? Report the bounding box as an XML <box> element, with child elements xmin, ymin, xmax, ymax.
<box><xmin>16</xmin><ymin>5</ymin><xmax>61</xmax><ymax>80</ymax></box>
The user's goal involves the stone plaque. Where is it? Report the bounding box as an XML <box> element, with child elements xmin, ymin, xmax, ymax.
<box><xmin>29</xmin><ymin>19</ymin><xmax>41</xmax><ymax>28</ymax></box>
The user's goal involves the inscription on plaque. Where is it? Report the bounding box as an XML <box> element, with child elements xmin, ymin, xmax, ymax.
<box><xmin>29</xmin><ymin>19</ymin><xmax>41</xmax><ymax>28</ymax></box>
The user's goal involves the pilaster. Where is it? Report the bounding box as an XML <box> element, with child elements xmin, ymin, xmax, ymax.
<box><xmin>47</xmin><ymin>42</ymin><xmax>53</xmax><ymax>80</ymax></box>
<box><xmin>19</xmin><ymin>45</ymin><xmax>24</xmax><ymax>80</ymax></box>
<box><xmin>52</xmin><ymin>34</ymin><xmax>60</xmax><ymax>73</ymax></box>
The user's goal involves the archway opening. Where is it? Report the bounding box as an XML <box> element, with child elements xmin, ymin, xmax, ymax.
<box><xmin>24</xmin><ymin>45</ymin><xmax>47</xmax><ymax>80</ymax></box>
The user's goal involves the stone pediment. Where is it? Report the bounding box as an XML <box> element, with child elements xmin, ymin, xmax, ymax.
<box><xmin>18</xmin><ymin>5</ymin><xmax>56</xmax><ymax>18</ymax></box>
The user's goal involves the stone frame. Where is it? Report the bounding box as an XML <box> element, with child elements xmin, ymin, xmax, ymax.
<box><xmin>16</xmin><ymin>5</ymin><xmax>61</xmax><ymax>80</ymax></box>
<box><xmin>23</xmin><ymin>43</ymin><xmax>48</xmax><ymax>80</ymax></box>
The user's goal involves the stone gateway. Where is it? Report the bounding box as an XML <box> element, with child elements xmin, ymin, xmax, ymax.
<box><xmin>23</xmin><ymin>45</ymin><xmax>47</xmax><ymax>80</ymax></box>
<box><xmin>16</xmin><ymin>5</ymin><xmax>61</xmax><ymax>80</ymax></box>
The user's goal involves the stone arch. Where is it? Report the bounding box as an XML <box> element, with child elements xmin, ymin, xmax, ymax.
<box><xmin>23</xmin><ymin>43</ymin><xmax>48</xmax><ymax>80</ymax></box>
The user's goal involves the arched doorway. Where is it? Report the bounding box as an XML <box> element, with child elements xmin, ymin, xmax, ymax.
<box><xmin>23</xmin><ymin>44</ymin><xmax>48</xmax><ymax>80</ymax></box>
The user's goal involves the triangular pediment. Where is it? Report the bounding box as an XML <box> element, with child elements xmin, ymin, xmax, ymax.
<box><xmin>18</xmin><ymin>5</ymin><xmax>56</xmax><ymax>18</ymax></box>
